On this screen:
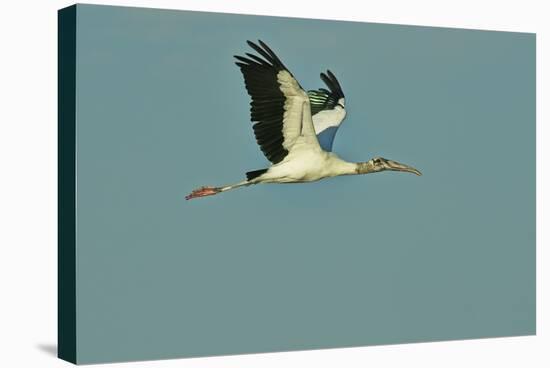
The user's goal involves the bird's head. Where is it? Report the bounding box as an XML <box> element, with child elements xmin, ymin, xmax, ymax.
<box><xmin>359</xmin><ymin>157</ymin><xmax>422</xmax><ymax>176</ymax></box>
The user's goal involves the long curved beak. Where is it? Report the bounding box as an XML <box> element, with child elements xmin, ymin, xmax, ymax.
<box><xmin>383</xmin><ymin>159</ymin><xmax>422</xmax><ymax>176</ymax></box>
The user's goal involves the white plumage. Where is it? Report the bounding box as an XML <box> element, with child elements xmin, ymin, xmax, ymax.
<box><xmin>186</xmin><ymin>40</ymin><xmax>420</xmax><ymax>200</ymax></box>
<box><xmin>312</xmin><ymin>98</ymin><xmax>346</xmax><ymax>133</ymax></box>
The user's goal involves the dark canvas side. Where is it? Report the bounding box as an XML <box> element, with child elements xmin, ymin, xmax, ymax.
<box><xmin>58</xmin><ymin>4</ymin><xmax>77</xmax><ymax>364</ymax></box>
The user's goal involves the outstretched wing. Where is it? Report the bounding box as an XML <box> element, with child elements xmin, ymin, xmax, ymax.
<box><xmin>308</xmin><ymin>70</ymin><xmax>346</xmax><ymax>152</ymax></box>
<box><xmin>234</xmin><ymin>40</ymin><xmax>321</xmax><ymax>164</ymax></box>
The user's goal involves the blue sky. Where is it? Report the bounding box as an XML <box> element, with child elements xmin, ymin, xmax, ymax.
<box><xmin>74</xmin><ymin>5</ymin><xmax>535</xmax><ymax>362</ymax></box>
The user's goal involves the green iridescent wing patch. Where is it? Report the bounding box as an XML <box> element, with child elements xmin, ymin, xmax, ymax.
<box><xmin>308</xmin><ymin>89</ymin><xmax>338</xmax><ymax>115</ymax></box>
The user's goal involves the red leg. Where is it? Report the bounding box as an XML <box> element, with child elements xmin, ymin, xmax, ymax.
<box><xmin>185</xmin><ymin>186</ymin><xmax>221</xmax><ymax>200</ymax></box>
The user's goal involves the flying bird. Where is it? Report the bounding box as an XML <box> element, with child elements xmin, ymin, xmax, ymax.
<box><xmin>186</xmin><ymin>40</ymin><xmax>421</xmax><ymax>200</ymax></box>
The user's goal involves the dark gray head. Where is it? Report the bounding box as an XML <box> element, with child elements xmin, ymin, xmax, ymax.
<box><xmin>357</xmin><ymin>157</ymin><xmax>422</xmax><ymax>176</ymax></box>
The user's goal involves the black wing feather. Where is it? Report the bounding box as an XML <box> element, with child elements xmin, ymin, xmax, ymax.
<box><xmin>320</xmin><ymin>69</ymin><xmax>345</xmax><ymax>100</ymax></box>
<box><xmin>308</xmin><ymin>70</ymin><xmax>345</xmax><ymax>115</ymax></box>
<box><xmin>235</xmin><ymin>40</ymin><xmax>292</xmax><ymax>164</ymax></box>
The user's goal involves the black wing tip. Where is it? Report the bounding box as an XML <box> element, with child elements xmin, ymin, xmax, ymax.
<box><xmin>234</xmin><ymin>55</ymin><xmax>248</xmax><ymax>62</ymax></box>
<box><xmin>250</xmin><ymin>39</ymin><xmax>268</xmax><ymax>50</ymax></box>
<box><xmin>240</xmin><ymin>39</ymin><xmax>286</xmax><ymax>71</ymax></box>
<box><xmin>320</xmin><ymin>69</ymin><xmax>345</xmax><ymax>99</ymax></box>
<box><xmin>258</xmin><ymin>40</ymin><xmax>273</xmax><ymax>53</ymax></box>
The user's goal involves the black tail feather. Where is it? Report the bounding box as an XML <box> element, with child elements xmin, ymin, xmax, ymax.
<box><xmin>246</xmin><ymin>169</ymin><xmax>268</xmax><ymax>181</ymax></box>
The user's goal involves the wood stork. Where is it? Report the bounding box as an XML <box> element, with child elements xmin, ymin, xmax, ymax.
<box><xmin>186</xmin><ymin>40</ymin><xmax>421</xmax><ymax>200</ymax></box>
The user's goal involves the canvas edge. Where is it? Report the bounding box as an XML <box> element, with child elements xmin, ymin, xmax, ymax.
<box><xmin>58</xmin><ymin>4</ymin><xmax>77</xmax><ymax>365</ymax></box>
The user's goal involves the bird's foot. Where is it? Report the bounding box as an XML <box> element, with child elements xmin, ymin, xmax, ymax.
<box><xmin>185</xmin><ymin>186</ymin><xmax>221</xmax><ymax>200</ymax></box>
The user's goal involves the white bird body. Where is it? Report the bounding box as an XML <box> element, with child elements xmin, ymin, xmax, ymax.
<box><xmin>185</xmin><ymin>40</ymin><xmax>420</xmax><ymax>200</ymax></box>
<box><xmin>256</xmin><ymin>144</ymin><xmax>356</xmax><ymax>184</ymax></box>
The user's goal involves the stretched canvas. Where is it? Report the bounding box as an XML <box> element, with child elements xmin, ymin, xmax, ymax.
<box><xmin>58</xmin><ymin>4</ymin><xmax>536</xmax><ymax>365</ymax></box>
